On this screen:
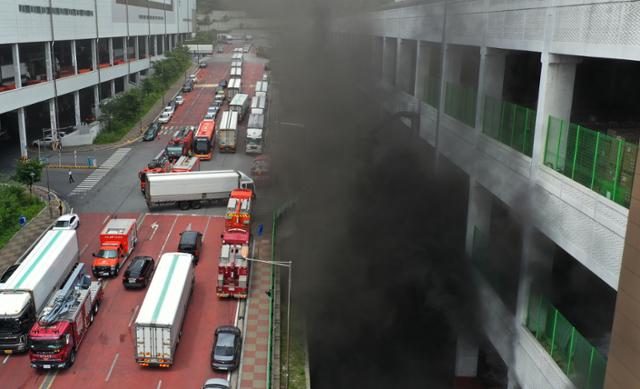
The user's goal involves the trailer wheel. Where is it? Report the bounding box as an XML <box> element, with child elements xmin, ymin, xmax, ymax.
<box><xmin>178</xmin><ymin>201</ymin><xmax>190</xmax><ymax>210</ymax></box>
<box><xmin>190</xmin><ymin>201</ymin><xmax>201</xmax><ymax>209</ymax></box>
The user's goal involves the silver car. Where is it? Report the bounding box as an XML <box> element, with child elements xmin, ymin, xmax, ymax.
<box><xmin>202</xmin><ymin>378</ymin><xmax>229</xmax><ymax>389</ymax></box>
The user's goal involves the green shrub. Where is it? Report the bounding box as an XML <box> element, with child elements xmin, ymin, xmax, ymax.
<box><xmin>0</xmin><ymin>183</ymin><xmax>45</xmax><ymax>250</ymax></box>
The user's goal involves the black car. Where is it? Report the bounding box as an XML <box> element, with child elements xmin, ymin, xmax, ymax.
<box><xmin>0</xmin><ymin>264</ymin><xmax>19</xmax><ymax>284</ymax></box>
<box><xmin>178</xmin><ymin>230</ymin><xmax>203</xmax><ymax>264</ymax></box>
<box><xmin>142</xmin><ymin>122</ymin><xmax>161</xmax><ymax>141</ymax></box>
<box><xmin>122</xmin><ymin>256</ymin><xmax>155</xmax><ymax>289</ymax></box>
<box><xmin>219</xmin><ymin>79</ymin><xmax>228</xmax><ymax>89</ymax></box>
<box><xmin>182</xmin><ymin>81</ymin><xmax>193</xmax><ymax>92</ymax></box>
<box><xmin>211</xmin><ymin>326</ymin><xmax>242</xmax><ymax>371</ymax></box>
<box><xmin>199</xmin><ymin>61</ymin><xmax>208</xmax><ymax>68</ymax></box>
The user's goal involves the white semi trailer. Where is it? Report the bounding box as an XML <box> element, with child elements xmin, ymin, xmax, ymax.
<box><xmin>144</xmin><ymin>170</ymin><xmax>255</xmax><ymax>210</ymax></box>
<box><xmin>134</xmin><ymin>252</ymin><xmax>194</xmax><ymax>368</ymax></box>
<box><xmin>0</xmin><ymin>230</ymin><xmax>78</xmax><ymax>353</ymax></box>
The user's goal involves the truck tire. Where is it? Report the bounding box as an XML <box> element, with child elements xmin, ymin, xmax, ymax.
<box><xmin>178</xmin><ymin>201</ymin><xmax>190</xmax><ymax>210</ymax></box>
<box><xmin>94</xmin><ymin>301</ymin><xmax>100</xmax><ymax>314</ymax></box>
<box><xmin>68</xmin><ymin>350</ymin><xmax>76</xmax><ymax>368</ymax></box>
<box><xmin>190</xmin><ymin>201</ymin><xmax>201</xmax><ymax>209</ymax></box>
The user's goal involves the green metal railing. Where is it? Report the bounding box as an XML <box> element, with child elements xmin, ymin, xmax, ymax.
<box><xmin>526</xmin><ymin>294</ymin><xmax>607</xmax><ymax>389</ymax></box>
<box><xmin>543</xmin><ymin>115</ymin><xmax>638</xmax><ymax>208</ymax></box>
<box><xmin>424</xmin><ymin>76</ymin><xmax>440</xmax><ymax>109</ymax></box>
<box><xmin>483</xmin><ymin>96</ymin><xmax>536</xmax><ymax>157</ymax></box>
<box><xmin>444</xmin><ymin>82</ymin><xmax>477</xmax><ymax>127</ymax></box>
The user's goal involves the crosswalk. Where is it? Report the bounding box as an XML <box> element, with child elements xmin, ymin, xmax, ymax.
<box><xmin>69</xmin><ymin>148</ymin><xmax>131</xmax><ymax>196</ymax></box>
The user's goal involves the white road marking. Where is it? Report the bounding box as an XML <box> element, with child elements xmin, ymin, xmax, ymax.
<box><xmin>102</xmin><ymin>215</ymin><xmax>110</xmax><ymax>225</ymax></box>
<box><xmin>158</xmin><ymin>216</ymin><xmax>178</xmax><ymax>257</ymax></box>
<box><xmin>79</xmin><ymin>244</ymin><xmax>89</xmax><ymax>256</ymax></box>
<box><xmin>149</xmin><ymin>222</ymin><xmax>159</xmax><ymax>241</ymax></box>
<box><xmin>128</xmin><ymin>305</ymin><xmax>140</xmax><ymax>327</ymax></box>
<box><xmin>201</xmin><ymin>216</ymin><xmax>212</xmax><ymax>242</ymax></box>
<box><xmin>70</xmin><ymin>148</ymin><xmax>131</xmax><ymax>196</ymax></box>
<box><xmin>186</xmin><ymin>222</ymin><xmax>192</xmax><ymax>230</ymax></box>
<box><xmin>2</xmin><ymin>355</ymin><xmax>9</xmax><ymax>364</ymax></box>
<box><xmin>105</xmin><ymin>353</ymin><xmax>119</xmax><ymax>382</ymax></box>
<box><xmin>156</xmin><ymin>380</ymin><xmax>163</xmax><ymax>389</ymax></box>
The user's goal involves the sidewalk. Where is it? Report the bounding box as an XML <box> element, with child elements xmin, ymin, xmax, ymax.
<box><xmin>239</xmin><ymin>237</ymin><xmax>275</xmax><ymax>389</ymax></box>
<box><xmin>0</xmin><ymin>186</ymin><xmax>66</xmax><ymax>272</ymax></box>
<box><xmin>57</xmin><ymin>63</ymin><xmax>199</xmax><ymax>155</ymax></box>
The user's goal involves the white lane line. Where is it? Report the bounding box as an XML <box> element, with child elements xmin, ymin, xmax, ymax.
<box><xmin>2</xmin><ymin>355</ymin><xmax>9</xmax><ymax>364</ymax></box>
<box><xmin>79</xmin><ymin>244</ymin><xmax>89</xmax><ymax>256</ymax></box>
<box><xmin>128</xmin><ymin>305</ymin><xmax>140</xmax><ymax>327</ymax></box>
<box><xmin>156</xmin><ymin>380</ymin><xmax>163</xmax><ymax>389</ymax></box>
<box><xmin>158</xmin><ymin>216</ymin><xmax>179</xmax><ymax>257</ymax></box>
<box><xmin>105</xmin><ymin>353</ymin><xmax>119</xmax><ymax>382</ymax></box>
<box><xmin>201</xmin><ymin>216</ymin><xmax>212</xmax><ymax>243</ymax></box>
<box><xmin>102</xmin><ymin>215</ymin><xmax>110</xmax><ymax>225</ymax></box>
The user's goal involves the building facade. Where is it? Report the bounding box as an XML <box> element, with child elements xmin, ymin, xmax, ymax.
<box><xmin>0</xmin><ymin>0</ymin><xmax>195</xmax><ymax>157</ymax></box>
<box><xmin>333</xmin><ymin>1</ymin><xmax>640</xmax><ymax>388</ymax></box>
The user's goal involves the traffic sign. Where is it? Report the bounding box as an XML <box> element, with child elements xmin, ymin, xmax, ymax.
<box><xmin>257</xmin><ymin>223</ymin><xmax>264</xmax><ymax>237</ymax></box>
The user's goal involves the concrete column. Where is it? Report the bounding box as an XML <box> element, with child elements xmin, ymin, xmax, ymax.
<box><xmin>531</xmin><ymin>53</ymin><xmax>581</xmax><ymax>170</ymax></box>
<box><xmin>372</xmin><ymin>37</ymin><xmax>383</xmax><ymax>81</ymax></box>
<box><xmin>135</xmin><ymin>72</ymin><xmax>140</xmax><ymax>84</ymax></box>
<box><xmin>71</xmin><ymin>40</ymin><xmax>78</xmax><ymax>74</ymax></box>
<box><xmin>49</xmin><ymin>99</ymin><xmax>58</xmax><ymax>139</ymax></box>
<box><xmin>11</xmin><ymin>43</ymin><xmax>22</xmax><ymax>88</ymax></box>
<box><xmin>91</xmin><ymin>39</ymin><xmax>97</xmax><ymax>70</ymax></box>
<box><xmin>382</xmin><ymin>37</ymin><xmax>397</xmax><ymax>87</ymax></box>
<box><xmin>93</xmin><ymin>85</ymin><xmax>101</xmax><ymax>117</ymax></box>
<box><xmin>144</xmin><ymin>36</ymin><xmax>149</xmax><ymax>58</ymax></box>
<box><xmin>465</xmin><ymin>179</ymin><xmax>493</xmax><ymax>257</ymax></box>
<box><xmin>18</xmin><ymin>107</ymin><xmax>27</xmax><ymax>158</ymax></box>
<box><xmin>475</xmin><ymin>47</ymin><xmax>507</xmax><ymax>132</ymax></box>
<box><xmin>455</xmin><ymin>337</ymin><xmax>479</xmax><ymax>378</ymax></box>
<box><xmin>134</xmin><ymin>36</ymin><xmax>139</xmax><ymax>60</ymax></box>
<box><xmin>395</xmin><ymin>38</ymin><xmax>403</xmax><ymax>90</ymax></box>
<box><xmin>111</xmin><ymin>80</ymin><xmax>116</xmax><ymax>97</ymax></box>
<box><xmin>108</xmin><ymin>38</ymin><xmax>114</xmax><ymax>65</ymax></box>
<box><xmin>154</xmin><ymin>36</ymin><xmax>158</xmax><ymax>56</ymax></box>
<box><xmin>45</xmin><ymin>42</ymin><xmax>53</xmax><ymax>81</ymax></box>
<box><xmin>74</xmin><ymin>91</ymin><xmax>81</xmax><ymax>126</ymax></box>
<box><xmin>124</xmin><ymin>75</ymin><xmax>131</xmax><ymax>92</ymax></box>
<box><xmin>414</xmin><ymin>42</ymin><xmax>430</xmax><ymax>102</ymax></box>
<box><xmin>161</xmin><ymin>35</ymin><xmax>166</xmax><ymax>54</ymax></box>
<box><xmin>123</xmin><ymin>37</ymin><xmax>128</xmax><ymax>62</ymax></box>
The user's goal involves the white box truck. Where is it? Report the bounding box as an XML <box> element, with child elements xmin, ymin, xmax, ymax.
<box><xmin>231</xmin><ymin>61</ymin><xmax>242</xmax><ymax>69</ymax></box>
<box><xmin>227</xmin><ymin>78</ymin><xmax>241</xmax><ymax>99</ymax></box>
<box><xmin>218</xmin><ymin>110</ymin><xmax>239</xmax><ymax>152</ymax></box>
<box><xmin>134</xmin><ymin>252</ymin><xmax>194</xmax><ymax>368</ymax></box>
<box><xmin>145</xmin><ymin>170</ymin><xmax>255</xmax><ymax>210</ymax></box>
<box><xmin>230</xmin><ymin>67</ymin><xmax>242</xmax><ymax>78</ymax></box>
<box><xmin>251</xmin><ymin>94</ymin><xmax>267</xmax><ymax>115</ymax></box>
<box><xmin>0</xmin><ymin>230</ymin><xmax>78</xmax><ymax>353</ymax></box>
<box><xmin>229</xmin><ymin>94</ymin><xmax>250</xmax><ymax>120</ymax></box>
<box><xmin>255</xmin><ymin>80</ymin><xmax>268</xmax><ymax>97</ymax></box>
<box><xmin>246</xmin><ymin>113</ymin><xmax>265</xmax><ymax>154</ymax></box>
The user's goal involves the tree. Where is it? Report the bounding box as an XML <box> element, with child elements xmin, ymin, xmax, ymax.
<box><xmin>14</xmin><ymin>158</ymin><xmax>43</xmax><ymax>192</ymax></box>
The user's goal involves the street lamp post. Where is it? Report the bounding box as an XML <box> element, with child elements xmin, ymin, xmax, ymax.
<box><xmin>29</xmin><ymin>171</ymin><xmax>35</xmax><ymax>194</ymax></box>
<box><xmin>244</xmin><ymin>257</ymin><xmax>293</xmax><ymax>389</ymax></box>
<box><xmin>45</xmin><ymin>162</ymin><xmax>52</xmax><ymax>218</ymax></box>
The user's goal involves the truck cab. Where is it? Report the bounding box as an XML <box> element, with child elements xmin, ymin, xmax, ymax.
<box><xmin>166</xmin><ymin>127</ymin><xmax>195</xmax><ymax>161</ymax></box>
<box><xmin>92</xmin><ymin>219</ymin><xmax>137</xmax><ymax>278</ymax></box>
<box><xmin>0</xmin><ymin>293</ymin><xmax>36</xmax><ymax>353</ymax></box>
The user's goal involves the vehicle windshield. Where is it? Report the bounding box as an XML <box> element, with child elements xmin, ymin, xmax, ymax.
<box><xmin>54</xmin><ymin>220</ymin><xmax>70</xmax><ymax>228</ymax></box>
<box><xmin>215</xmin><ymin>333</ymin><xmax>235</xmax><ymax>356</ymax></box>
<box><xmin>247</xmin><ymin>138</ymin><xmax>261</xmax><ymax>146</ymax></box>
<box><xmin>96</xmin><ymin>249</ymin><xmax>118</xmax><ymax>259</ymax></box>
<box><xmin>195</xmin><ymin>139</ymin><xmax>210</xmax><ymax>154</ymax></box>
<box><xmin>166</xmin><ymin>146</ymin><xmax>183</xmax><ymax>156</ymax></box>
<box><xmin>0</xmin><ymin>318</ymin><xmax>22</xmax><ymax>333</ymax></box>
<box><xmin>30</xmin><ymin>338</ymin><xmax>65</xmax><ymax>353</ymax></box>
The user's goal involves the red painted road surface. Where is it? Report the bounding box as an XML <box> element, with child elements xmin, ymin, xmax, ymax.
<box><xmin>0</xmin><ymin>212</ymin><xmax>238</xmax><ymax>389</ymax></box>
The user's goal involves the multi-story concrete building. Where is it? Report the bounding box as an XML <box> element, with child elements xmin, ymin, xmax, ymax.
<box><xmin>333</xmin><ymin>1</ymin><xmax>640</xmax><ymax>388</ymax></box>
<box><xmin>0</xmin><ymin>0</ymin><xmax>195</xmax><ymax>158</ymax></box>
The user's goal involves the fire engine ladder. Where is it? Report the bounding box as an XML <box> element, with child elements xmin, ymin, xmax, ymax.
<box><xmin>39</xmin><ymin>263</ymin><xmax>90</xmax><ymax>325</ymax></box>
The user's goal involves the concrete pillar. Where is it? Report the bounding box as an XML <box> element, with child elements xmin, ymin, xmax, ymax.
<box><xmin>465</xmin><ymin>179</ymin><xmax>493</xmax><ymax>257</ymax></box>
<box><xmin>135</xmin><ymin>72</ymin><xmax>140</xmax><ymax>84</ymax></box>
<box><xmin>134</xmin><ymin>36</ymin><xmax>139</xmax><ymax>60</ymax></box>
<box><xmin>124</xmin><ymin>75</ymin><xmax>131</xmax><ymax>92</ymax></box>
<box><xmin>71</xmin><ymin>40</ymin><xmax>78</xmax><ymax>74</ymax></box>
<box><xmin>414</xmin><ymin>42</ymin><xmax>430</xmax><ymax>101</ymax></box>
<box><xmin>108</xmin><ymin>38</ymin><xmax>114</xmax><ymax>65</ymax></box>
<box><xmin>74</xmin><ymin>91</ymin><xmax>81</xmax><ymax>126</ymax></box>
<box><xmin>18</xmin><ymin>107</ymin><xmax>27</xmax><ymax>158</ymax></box>
<box><xmin>123</xmin><ymin>37</ymin><xmax>128</xmax><ymax>62</ymax></box>
<box><xmin>395</xmin><ymin>38</ymin><xmax>403</xmax><ymax>90</ymax></box>
<box><xmin>455</xmin><ymin>337</ymin><xmax>479</xmax><ymax>378</ymax></box>
<box><xmin>475</xmin><ymin>47</ymin><xmax>507</xmax><ymax>131</ymax></box>
<box><xmin>49</xmin><ymin>99</ymin><xmax>58</xmax><ymax>139</ymax></box>
<box><xmin>93</xmin><ymin>85</ymin><xmax>101</xmax><ymax>117</ymax></box>
<box><xmin>154</xmin><ymin>36</ymin><xmax>158</xmax><ymax>56</ymax></box>
<box><xmin>382</xmin><ymin>37</ymin><xmax>397</xmax><ymax>87</ymax></box>
<box><xmin>111</xmin><ymin>80</ymin><xmax>116</xmax><ymax>97</ymax></box>
<box><xmin>530</xmin><ymin>54</ymin><xmax>581</xmax><ymax>170</ymax></box>
<box><xmin>144</xmin><ymin>36</ymin><xmax>149</xmax><ymax>58</ymax></box>
<box><xmin>45</xmin><ymin>42</ymin><xmax>53</xmax><ymax>81</ymax></box>
<box><xmin>91</xmin><ymin>39</ymin><xmax>97</xmax><ymax>70</ymax></box>
<box><xmin>11</xmin><ymin>43</ymin><xmax>22</xmax><ymax>88</ymax></box>
<box><xmin>161</xmin><ymin>35</ymin><xmax>166</xmax><ymax>54</ymax></box>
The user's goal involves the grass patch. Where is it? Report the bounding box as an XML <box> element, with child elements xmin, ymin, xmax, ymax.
<box><xmin>95</xmin><ymin>47</ymin><xmax>192</xmax><ymax>144</ymax></box>
<box><xmin>0</xmin><ymin>184</ymin><xmax>45</xmax><ymax>250</ymax></box>
<box><xmin>280</xmin><ymin>298</ymin><xmax>307</xmax><ymax>389</ymax></box>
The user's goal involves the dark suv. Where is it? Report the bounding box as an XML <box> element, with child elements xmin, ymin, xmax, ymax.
<box><xmin>178</xmin><ymin>231</ymin><xmax>203</xmax><ymax>264</ymax></box>
<box><xmin>182</xmin><ymin>80</ymin><xmax>193</xmax><ymax>92</ymax></box>
<box><xmin>142</xmin><ymin>122</ymin><xmax>161</xmax><ymax>141</ymax></box>
<box><xmin>123</xmin><ymin>256</ymin><xmax>155</xmax><ymax>289</ymax></box>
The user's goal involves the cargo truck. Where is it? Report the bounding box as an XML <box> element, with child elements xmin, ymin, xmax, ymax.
<box><xmin>134</xmin><ymin>252</ymin><xmax>195</xmax><ymax>368</ymax></box>
<box><xmin>255</xmin><ymin>80</ymin><xmax>268</xmax><ymax>97</ymax></box>
<box><xmin>92</xmin><ymin>219</ymin><xmax>138</xmax><ymax>278</ymax></box>
<box><xmin>217</xmin><ymin>231</ymin><xmax>250</xmax><ymax>299</ymax></box>
<box><xmin>229</xmin><ymin>94</ymin><xmax>250</xmax><ymax>121</ymax></box>
<box><xmin>250</xmin><ymin>94</ymin><xmax>267</xmax><ymax>115</ymax></box>
<box><xmin>230</xmin><ymin>67</ymin><xmax>242</xmax><ymax>79</ymax></box>
<box><xmin>246</xmin><ymin>113</ymin><xmax>265</xmax><ymax>154</ymax></box>
<box><xmin>144</xmin><ymin>170</ymin><xmax>255</xmax><ymax>211</ymax></box>
<box><xmin>218</xmin><ymin>111</ymin><xmax>239</xmax><ymax>153</ymax></box>
<box><xmin>227</xmin><ymin>78</ymin><xmax>241</xmax><ymax>99</ymax></box>
<box><xmin>0</xmin><ymin>230</ymin><xmax>78</xmax><ymax>353</ymax></box>
<box><xmin>28</xmin><ymin>263</ymin><xmax>102</xmax><ymax>369</ymax></box>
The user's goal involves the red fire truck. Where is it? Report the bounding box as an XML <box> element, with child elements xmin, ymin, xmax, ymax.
<box><xmin>224</xmin><ymin>189</ymin><xmax>253</xmax><ymax>231</ymax></box>
<box><xmin>166</xmin><ymin>127</ymin><xmax>195</xmax><ymax>161</ymax></box>
<box><xmin>216</xmin><ymin>229</ymin><xmax>250</xmax><ymax>299</ymax></box>
<box><xmin>171</xmin><ymin>155</ymin><xmax>200</xmax><ymax>173</ymax></box>
<box><xmin>28</xmin><ymin>263</ymin><xmax>102</xmax><ymax>369</ymax></box>
<box><xmin>139</xmin><ymin>150</ymin><xmax>172</xmax><ymax>193</ymax></box>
